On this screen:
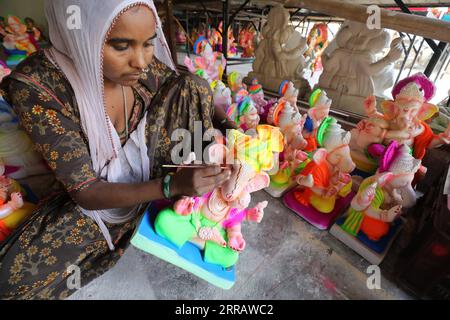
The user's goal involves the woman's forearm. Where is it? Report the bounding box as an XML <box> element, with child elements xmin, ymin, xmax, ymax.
<box><xmin>72</xmin><ymin>178</ymin><xmax>165</xmax><ymax>210</ymax></box>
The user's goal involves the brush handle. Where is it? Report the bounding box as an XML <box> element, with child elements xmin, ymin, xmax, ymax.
<box><xmin>162</xmin><ymin>164</ymin><xmax>229</xmax><ymax>169</ymax></box>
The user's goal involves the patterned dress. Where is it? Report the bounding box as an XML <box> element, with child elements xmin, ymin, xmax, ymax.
<box><xmin>0</xmin><ymin>50</ymin><xmax>214</xmax><ymax>299</ymax></box>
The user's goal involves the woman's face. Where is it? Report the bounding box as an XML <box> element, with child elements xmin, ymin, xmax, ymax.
<box><xmin>103</xmin><ymin>5</ymin><xmax>156</xmax><ymax>86</ymax></box>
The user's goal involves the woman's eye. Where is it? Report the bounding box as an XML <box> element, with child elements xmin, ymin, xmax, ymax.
<box><xmin>112</xmin><ymin>44</ymin><xmax>128</xmax><ymax>51</ymax></box>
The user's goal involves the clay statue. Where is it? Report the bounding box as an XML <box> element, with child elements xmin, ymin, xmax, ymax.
<box><xmin>340</xmin><ymin>141</ymin><xmax>421</xmax><ymax>242</ymax></box>
<box><xmin>290</xmin><ymin>117</ymin><xmax>355</xmax><ymax>214</ymax></box>
<box><xmin>3</xmin><ymin>15</ymin><xmax>38</xmax><ymax>55</ymax></box>
<box><xmin>0</xmin><ymin>96</ymin><xmax>49</xmax><ymax>179</ymax></box>
<box><xmin>185</xmin><ymin>42</ymin><xmax>226</xmax><ymax>84</ymax></box>
<box><xmin>154</xmin><ymin>126</ymin><xmax>284</xmax><ymax>268</ymax></box>
<box><xmin>264</xmin><ymin>99</ymin><xmax>309</xmax><ymax>196</ymax></box>
<box><xmin>302</xmin><ymin>88</ymin><xmax>332</xmax><ymax>152</ymax></box>
<box><xmin>246</xmin><ymin>4</ymin><xmax>310</xmax><ymax>97</ymax></box>
<box><xmin>350</xmin><ymin>73</ymin><xmax>450</xmax><ymax>174</ymax></box>
<box><xmin>304</xmin><ymin>23</ymin><xmax>329</xmax><ymax>77</ymax></box>
<box><xmin>318</xmin><ymin>20</ymin><xmax>403</xmax><ymax>115</ymax></box>
<box><xmin>247</xmin><ymin>78</ymin><xmax>267</xmax><ymax>114</ymax></box>
<box><xmin>0</xmin><ymin>163</ymin><xmax>36</xmax><ymax>242</ymax></box>
<box><xmin>210</xmin><ymin>80</ymin><xmax>232</xmax><ymax>112</ymax></box>
<box><xmin>226</xmin><ymin>94</ymin><xmax>260</xmax><ymax>133</ymax></box>
<box><xmin>228</xmin><ymin>71</ymin><xmax>248</xmax><ymax>98</ymax></box>
<box><xmin>239</xmin><ymin>26</ymin><xmax>256</xmax><ymax>58</ymax></box>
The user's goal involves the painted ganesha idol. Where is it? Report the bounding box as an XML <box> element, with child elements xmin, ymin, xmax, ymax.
<box><xmin>350</xmin><ymin>73</ymin><xmax>450</xmax><ymax>176</ymax></box>
<box><xmin>283</xmin><ymin>117</ymin><xmax>356</xmax><ymax>229</ymax></box>
<box><xmin>331</xmin><ymin>141</ymin><xmax>422</xmax><ymax>264</ymax></box>
<box><xmin>154</xmin><ymin>126</ymin><xmax>284</xmax><ymax>268</ymax></box>
<box><xmin>264</xmin><ymin>87</ymin><xmax>331</xmax><ymax>198</ymax></box>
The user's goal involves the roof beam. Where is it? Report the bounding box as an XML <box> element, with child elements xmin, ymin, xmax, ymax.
<box><xmin>272</xmin><ymin>0</ymin><xmax>450</xmax><ymax>43</ymax></box>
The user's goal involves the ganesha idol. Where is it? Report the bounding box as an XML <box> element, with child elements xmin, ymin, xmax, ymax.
<box><xmin>264</xmin><ymin>88</ymin><xmax>331</xmax><ymax>197</ymax></box>
<box><xmin>227</xmin><ymin>71</ymin><xmax>248</xmax><ymax>98</ymax></box>
<box><xmin>150</xmin><ymin>126</ymin><xmax>283</xmax><ymax>274</ymax></box>
<box><xmin>210</xmin><ymin>80</ymin><xmax>232</xmax><ymax>112</ymax></box>
<box><xmin>330</xmin><ymin>141</ymin><xmax>421</xmax><ymax>264</ymax></box>
<box><xmin>264</xmin><ymin>100</ymin><xmax>308</xmax><ymax>197</ymax></box>
<box><xmin>184</xmin><ymin>42</ymin><xmax>226</xmax><ymax>84</ymax></box>
<box><xmin>223</xmin><ymin>88</ymin><xmax>261</xmax><ymax>134</ymax></box>
<box><xmin>283</xmin><ymin>117</ymin><xmax>356</xmax><ymax>230</ymax></box>
<box><xmin>350</xmin><ymin>73</ymin><xmax>450</xmax><ymax>176</ymax></box>
<box><xmin>0</xmin><ymin>163</ymin><xmax>37</xmax><ymax>243</ymax></box>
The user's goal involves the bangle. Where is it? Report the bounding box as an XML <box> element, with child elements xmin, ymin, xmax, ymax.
<box><xmin>162</xmin><ymin>173</ymin><xmax>174</xmax><ymax>199</ymax></box>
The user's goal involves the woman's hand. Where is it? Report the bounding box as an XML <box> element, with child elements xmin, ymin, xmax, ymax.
<box><xmin>170</xmin><ymin>165</ymin><xmax>231</xmax><ymax>197</ymax></box>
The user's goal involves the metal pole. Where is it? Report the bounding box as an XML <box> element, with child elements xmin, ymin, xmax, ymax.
<box><xmin>222</xmin><ymin>0</ymin><xmax>229</xmax><ymax>76</ymax></box>
<box><xmin>424</xmin><ymin>42</ymin><xmax>447</xmax><ymax>77</ymax></box>
<box><xmin>393</xmin><ymin>0</ymin><xmax>439</xmax><ymax>52</ymax></box>
<box><xmin>186</xmin><ymin>11</ymin><xmax>190</xmax><ymax>56</ymax></box>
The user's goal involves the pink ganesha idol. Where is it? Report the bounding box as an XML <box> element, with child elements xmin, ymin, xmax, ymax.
<box><xmin>264</xmin><ymin>99</ymin><xmax>309</xmax><ymax>197</ymax></box>
<box><xmin>184</xmin><ymin>42</ymin><xmax>226</xmax><ymax>84</ymax></box>
<box><xmin>264</xmin><ymin>88</ymin><xmax>331</xmax><ymax>198</ymax></box>
<box><xmin>350</xmin><ymin>73</ymin><xmax>450</xmax><ymax>175</ymax></box>
<box><xmin>154</xmin><ymin>126</ymin><xmax>284</xmax><ymax>268</ymax></box>
<box><xmin>225</xmin><ymin>90</ymin><xmax>260</xmax><ymax>134</ymax></box>
<box><xmin>210</xmin><ymin>80</ymin><xmax>232</xmax><ymax>113</ymax></box>
<box><xmin>284</xmin><ymin>117</ymin><xmax>356</xmax><ymax>230</ymax></box>
<box><xmin>331</xmin><ymin>140</ymin><xmax>421</xmax><ymax>264</ymax></box>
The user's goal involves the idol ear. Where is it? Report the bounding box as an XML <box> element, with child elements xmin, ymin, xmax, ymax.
<box><xmin>245</xmin><ymin>172</ymin><xmax>270</xmax><ymax>193</ymax></box>
<box><xmin>380</xmin><ymin>100</ymin><xmax>397</xmax><ymax>120</ymax></box>
<box><xmin>417</xmin><ymin>102</ymin><xmax>439</xmax><ymax>121</ymax></box>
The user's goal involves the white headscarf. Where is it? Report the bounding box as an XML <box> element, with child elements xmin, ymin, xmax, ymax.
<box><xmin>44</xmin><ymin>0</ymin><xmax>176</xmax><ymax>250</ymax></box>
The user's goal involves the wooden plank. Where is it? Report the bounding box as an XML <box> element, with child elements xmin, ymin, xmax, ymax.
<box><xmin>272</xmin><ymin>0</ymin><xmax>450</xmax><ymax>43</ymax></box>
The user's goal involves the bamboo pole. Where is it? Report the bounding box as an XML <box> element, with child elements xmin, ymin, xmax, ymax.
<box><xmin>273</xmin><ymin>0</ymin><xmax>450</xmax><ymax>43</ymax></box>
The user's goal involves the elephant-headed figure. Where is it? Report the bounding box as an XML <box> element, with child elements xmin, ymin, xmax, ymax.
<box><xmin>184</xmin><ymin>42</ymin><xmax>226</xmax><ymax>84</ymax></box>
<box><xmin>293</xmin><ymin>117</ymin><xmax>355</xmax><ymax>214</ymax></box>
<box><xmin>279</xmin><ymin>80</ymin><xmax>299</xmax><ymax>111</ymax></box>
<box><xmin>0</xmin><ymin>162</ymin><xmax>36</xmax><ymax>243</ymax></box>
<box><xmin>266</xmin><ymin>81</ymin><xmax>299</xmax><ymax>126</ymax></box>
<box><xmin>210</xmin><ymin>80</ymin><xmax>232</xmax><ymax>112</ymax></box>
<box><xmin>350</xmin><ymin>73</ymin><xmax>450</xmax><ymax>174</ymax></box>
<box><xmin>228</xmin><ymin>71</ymin><xmax>248</xmax><ymax>97</ymax></box>
<box><xmin>226</xmin><ymin>94</ymin><xmax>260</xmax><ymax>134</ymax></box>
<box><xmin>302</xmin><ymin>88</ymin><xmax>332</xmax><ymax>152</ymax></box>
<box><xmin>236</xmin><ymin>96</ymin><xmax>260</xmax><ymax>133</ymax></box>
<box><xmin>341</xmin><ymin>141</ymin><xmax>421</xmax><ymax>242</ymax></box>
<box><xmin>380</xmin><ymin>73</ymin><xmax>450</xmax><ymax>159</ymax></box>
<box><xmin>154</xmin><ymin>126</ymin><xmax>284</xmax><ymax>268</ymax></box>
<box><xmin>248</xmin><ymin>78</ymin><xmax>267</xmax><ymax>114</ymax></box>
<box><xmin>264</xmin><ymin>99</ymin><xmax>309</xmax><ymax>187</ymax></box>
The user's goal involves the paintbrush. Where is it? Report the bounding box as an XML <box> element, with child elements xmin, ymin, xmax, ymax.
<box><xmin>162</xmin><ymin>164</ymin><xmax>230</xmax><ymax>169</ymax></box>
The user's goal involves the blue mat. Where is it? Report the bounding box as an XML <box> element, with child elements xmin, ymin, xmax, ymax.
<box><xmin>131</xmin><ymin>205</ymin><xmax>236</xmax><ymax>289</ymax></box>
<box><xmin>336</xmin><ymin>216</ymin><xmax>403</xmax><ymax>254</ymax></box>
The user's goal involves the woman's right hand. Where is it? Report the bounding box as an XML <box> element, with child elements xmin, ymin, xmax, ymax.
<box><xmin>170</xmin><ymin>165</ymin><xmax>232</xmax><ymax>197</ymax></box>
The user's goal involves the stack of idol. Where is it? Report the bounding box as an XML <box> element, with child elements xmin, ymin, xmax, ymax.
<box><xmin>185</xmin><ymin>36</ymin><xmax>450</xmax><ymax>266</ymax></box>
<box><xmin>261</xmin><ymin>82</ymin><xmax>356</xmax><ymax>230</ymax></box>
<box><xmin>185</xmin><ymin>42</ymin><xmax>273</xmax><ymax>136</ymax></box>
<box><xmin>329</xmin><ymin>73</ymin><xmax>450</xmax><ymax>264</ymax></box>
